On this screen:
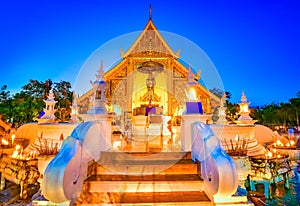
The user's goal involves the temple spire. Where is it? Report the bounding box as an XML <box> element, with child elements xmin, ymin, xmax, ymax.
<box><xmin>96</xmin><ymin>60</ymin><xmax>104</xmax><ymax>81</ymax></box>
<box><xmin>149</xmin><ymin>4</ymin><xmax>152</xmax><ymax>20</ymax></box>
<box><xmin>241</xmin><ymin>90</ymin><xmax>247</xmax><ymax>103</ymax></box>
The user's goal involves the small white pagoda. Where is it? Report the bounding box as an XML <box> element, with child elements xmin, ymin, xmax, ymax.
<box><xmin>38</xmin><ymin>90</ymin><xmax>57</xmax><ymax>124</ymax></box>
<box><xmin>87</xmin><ymin>61</ymin><xmax>108</xmax><ymax>115</ymax></box>
<box><xmin>235</xmin><ymin>91</ymin><xmax>257</xmax><ymax>125</ymax></box>
<box><xmin>217</xmin><ymin>92</ymin><xmax>227</xmax><ymax>124</ymax></box>
<box><xmin>70</xmin><ymin>92</ymin><xmax>80</xmax><ymax>122</ymax></box>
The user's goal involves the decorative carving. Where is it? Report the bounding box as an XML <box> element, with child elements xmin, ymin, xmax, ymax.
<box><xmin>173</xmin><ymin>80</ymin><xmax>187</xmax><ymax>106</ymax></box>
<box><xmin>173</xmin><ymin>67</ymin><xmax>186</xmax><ymax>78</ymax></box>
<box><xmin>129</xmin><ymin>30</ymin><xmax>172</xmax><ymax>57</ymax></box>
<box><xmin>111</xmin><ymin>79</ymin><xmax>130</xmax><ymax>111</ymax></box>
<box><xmin>117</xmin><ymin>67</ymin><xmax>127</xmax><ymax>78</ymax></box>
<box><xmin>110</xmin><ymin>79</ymin><xmax>123</xmax><ymax>96</ymax></box>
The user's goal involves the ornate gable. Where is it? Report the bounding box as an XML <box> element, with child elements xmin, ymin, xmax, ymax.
<box><xmin>123</xmin><ymin>19</ymin><xmax>177</xmax><ymax>58</ymax></box>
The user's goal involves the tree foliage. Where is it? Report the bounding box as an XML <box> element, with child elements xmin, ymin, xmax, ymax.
<box><xmin>0</xmin><ymin>79</ymin><xmax>73</xmax><ymax>127</ymax></box>
<box><xmin>251</xmin><ymin>93</ymin><xmax>300</xmax><ymax>131</ymax></box>
<box><xmin>210</xmin><ymin>88</ymin><xmax>300</xmax><ymax>131</ymax></box>
<box><xmin>210</xmin><ymin>89</ymin><xmax>238</xmax><ymax>123</ymax></box>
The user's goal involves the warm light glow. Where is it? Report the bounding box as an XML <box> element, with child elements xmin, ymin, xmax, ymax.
<box><xmin>11</xmin><ymin>144</ymin><xmax>21</xmax><ymax>158</ymax></box>
<box><xmin>11</xmin><ymin>150</ymin><xmax>19</xmax><ymax>158</ymax></box>
<box><xmin>188</xmin><ymin>87</ymin><xmax>198</xmax><ymax>101</ymax></box>
<box><xmin>106</xmin><ymin>105</ymin><xmax>113</xmax><ymax>113</ymax></box>
<box><xmin>11</xmin><ymin>144</ymin><xmax>33</xmax><ymax>160</ymax></box>
<box><xmin>276</xmin><ymin>140</ymin><xmax>283</xmax><ymax>147</ymax></box>
<box><xmin>286</xmin><ymin>143</ymin><xmax>290</xmax><ymax>147</ymax></box>
<box><xmin>235</xmin><ymin>134</ymin><xmax>239</xmax><ymax>142</ymax></box>
<box><xmin>113</xmin><ymin>141</ymin><xmax>121</xmax><ymax>149</ymax></box>
<box><xmin>240</xmin><ymin>104</ymin><xmax>249</xmax><ymax>113</ymax></box>
<box><xmin>277</xmin><ymin>154</ymin><xmax>281</xmax><ymax>158</ymax></box>
<box><xmin>267</xmin><ymin>151</ymin><xmax>272</xmax><ymax>158</ymax></box>
<box><xmin>11</xmin><ymin>145</ymin><xmax>21</xmax><ymax>158</ymax></box>
<box><xmin>71</xmin><ymin>108</ymin><xmax>78</xmax><ymax>115</ymax></box>
<box><xmin>290</xmin><ymin>140</ymin><xmax>295</xmax><ymax>146</ymax></box>
<box><xmin>273</xmin><ymin>148</ymin><xmax>277</xmax><ymax>153</ymax></box>
<box><xmin>1</xmin><ymin>138</ymin><xmax>9</xmax><ymax>145</ymax></box>
<box><xmin>105</xmin><ymin>104</ymin><xmax>110</xmax><ymax>112</ymax></box>
<box><xmin>11</xmin><ymin>134</ymin><xmax>15</xmax><ymax>145</ymax></box>
<box><xmin>219</xmin><ymin>107</ymin><xmax>226</xmax><ymax>116</ymax></box>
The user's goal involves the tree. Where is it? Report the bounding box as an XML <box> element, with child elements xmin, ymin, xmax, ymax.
<box><xmin>209</xmin><ymin>89</ymin><xmax>241</xmax><ymax>123</ymax></box>
<box><xmin>296</xmin><ymin>91</ymin><xmax>300</xmax><ymax>99</ymax></box>
<box><xmin>275</xmin><ymin>103</ymin><xmax>293</xmax><ymax>132</ymax></box>
<box><xmin>20</xmin><ymin>79</ymin><xmax>73</xmax><ymax>122</ymax></box>
<box><xmin>21</xmin><ymin>79</ymin><xmax>50</xmax><ymax>122</ymax></box>
<box><xmin>12</xmin><ymin>92</ymin><xmax>41</xmax><ymax>126</ymax></box>
<box><xmin>289</xmin><ymin>96</ymin><xmax>300</xmax><ymax>128</ymax></box>
<box><xmin>22</xmin><ymin>79</ymin><xmax>53</xmax><ymax>100</ymax></box>
<box><xmin>0</xmin><ymin>85</ymin><xmax>10</xmax><ymax>102</ymax></box>
<box><xmin>259</xmin><ymin>104</ymin><xmax>280</xmax><ymax>130</ymax></box>
<box><xmin>53</xmin><ymin>81</ymin><xmax>73</xmax><ymax>122</ymax></box>
<box><xmin>223</xmin><ymin>91</ymin><xmax>239</xmax><ymax>123</ymax></box>
<box><xmin>0</xmin><ymin>85</ymin><xmax>14</xmax><ymax>122</ymax></box>
<box><xmin>209</xmin><ymin>88</ymin><xmax>224</xmax><ymax>98</ymax></box>
<box><xmin>0</xmin><ymin>79</ymin><xmax>74</xmax><ymax>126</ymax></box>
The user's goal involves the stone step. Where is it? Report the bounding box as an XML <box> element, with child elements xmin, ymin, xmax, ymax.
<box><xmin>87</xmin><ymin>174</ymin><xmax>203</xmax><ymax>181</ymax></box>
<box><xmin>76</xmin><ymin>151</ymin><xmax>210</xmax><ymax>205</ymax></box>
<box><xmin>88</xmin><ymin>159</ymin><xmax>199</xmax><ymax>175</ymax></box>
<box><xmin>84</xmin><ymin>174</ymin><xmax>204</xmax><ymax>193</ymax></box>
<box><xmin>77</xmin><ymin>191</ymin><xmax>211</xmax><ymax>205</ymax></box>
<box><xmin>99</xmin><ymin>151</ymin><xmax>192</xmax><ymax>162</ymax></box>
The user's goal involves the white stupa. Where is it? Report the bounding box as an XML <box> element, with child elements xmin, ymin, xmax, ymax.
<box><xmin>70</xmin><ymin>92</ymin><xmax>80</xmax><ymax>122</ymax></box>
<box><xmin>87</xmin><ymin>61</ymin><xmax>108</xmax><ymax>115</ymax></box>
<box><xmin>235</xmin><ymin>91</ymin><xmax>257</xmax><ymax>125</ymax></box>
<box><xmin>38</xmin><ymin>89</ymin><xmax>57</xmax><ymax>123</ymax></box>
<box><xmin>217</xmin><ymin>92</ymin><xmax>227</xmax><ymax>124</ymax></box>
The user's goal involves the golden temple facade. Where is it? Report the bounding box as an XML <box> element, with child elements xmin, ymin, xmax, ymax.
<box><xmin>77</xmin><ymin>17</ymin><xmax>220</xmax><ymax>117</ymax></box>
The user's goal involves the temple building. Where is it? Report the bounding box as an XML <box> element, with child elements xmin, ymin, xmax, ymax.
<box><xmin>76</xmin><ymin>15</ymin><xmax>221</xmax><ymax>122</ymax></box>
<box><xmin>6</xmin><ymin>8</ymin><xmax>274</xmax><ymax>206</ymax></box>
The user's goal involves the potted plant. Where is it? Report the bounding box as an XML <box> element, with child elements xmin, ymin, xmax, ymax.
<box><xmin>224</xmin><ymin>136</ymin><xmax>251</xmax><ymax>181</ymax></box>
<box><xmin>37</xmin><ymin>134</ymin><xmax>63</xmax><ymax>177</ymax></box>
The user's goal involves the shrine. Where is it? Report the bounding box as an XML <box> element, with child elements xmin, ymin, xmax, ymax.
<box><xmin>1</xmin><ymin>5</ymin><xmax>298</xmax><ymax>206</ymax></box>
<box><xmin>76</xmin><ymin>13</ymin><xmax>220</xmax><ymax>122</ymax></box>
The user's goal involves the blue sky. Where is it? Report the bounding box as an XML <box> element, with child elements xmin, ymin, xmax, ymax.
<box><xmin>0</xmin><ymin>0</ymin><xmax>299</xmax><ymax>106</ymax></box>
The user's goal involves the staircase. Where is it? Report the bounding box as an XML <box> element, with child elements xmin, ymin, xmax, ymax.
<box><xmin>75</xmin><ymin>151</ymin><xmax>211</xmax><ymax>205</ymax></box>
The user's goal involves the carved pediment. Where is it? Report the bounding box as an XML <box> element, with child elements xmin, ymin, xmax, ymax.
<box><xmin>124</xmin><ymin>20</ymin><xmax>176</xmax><ymax>58</ymax></box>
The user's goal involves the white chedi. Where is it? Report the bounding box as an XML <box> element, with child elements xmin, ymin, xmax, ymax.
<box><xmin>39</xmin><ymin>90</ymin><xmax>57</xmax><ymax>123</ymax></box>
<box><xmin>87</xmin><ymin>61</ymin><xmax>108</xmax><ymax>115</ymax></box>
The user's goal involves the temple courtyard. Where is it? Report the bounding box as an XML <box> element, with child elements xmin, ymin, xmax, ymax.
<box><xmin>1</xmin><ymin>8</ymin><xmax>300</xmax><ymax>206</ymax></box>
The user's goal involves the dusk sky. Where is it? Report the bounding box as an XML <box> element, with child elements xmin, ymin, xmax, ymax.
<box><xmin>0</xmin><ymin>0</ymin><xmax>299</xmax><ymax>106</ymax></box>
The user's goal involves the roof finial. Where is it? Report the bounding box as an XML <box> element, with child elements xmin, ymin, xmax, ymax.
<box><xmin>149</xmin><ymin>4</ymin><xmax>152</xmax><ymax>20</ymax></box>
<box><xmin>96</xmin><ymin>60</ymin><xmax>104</xmax><ymax>81</ymax></box>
